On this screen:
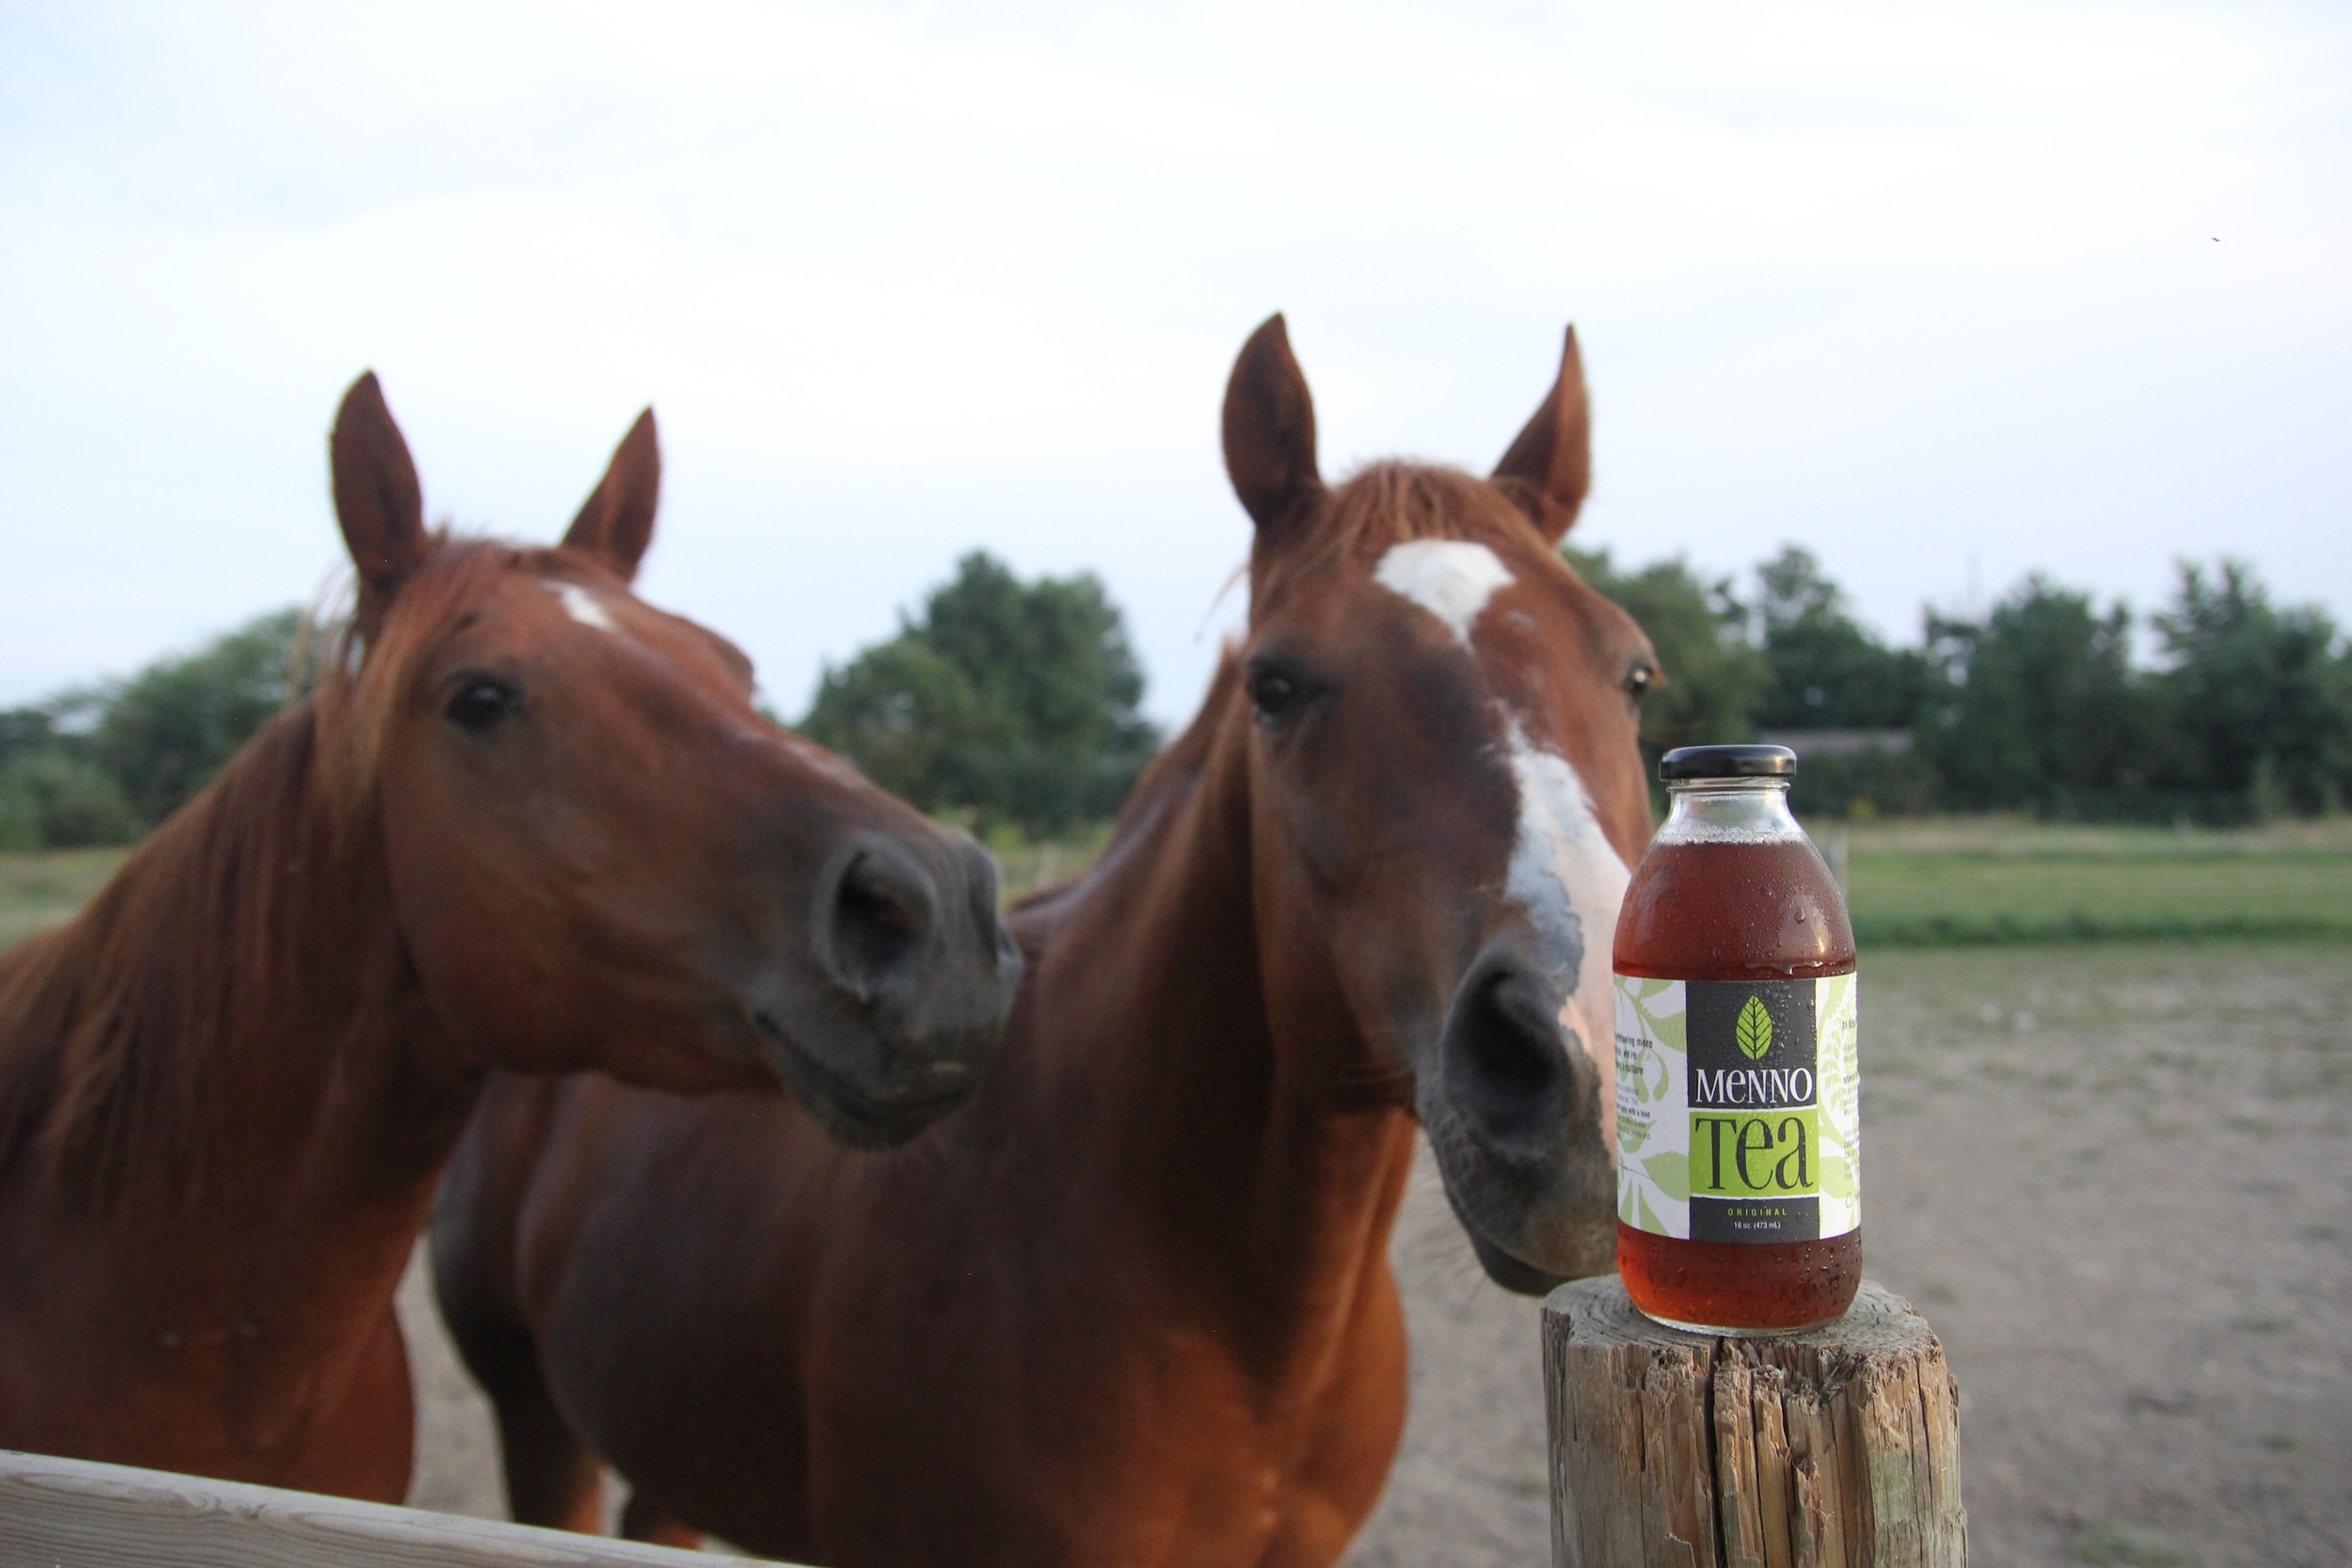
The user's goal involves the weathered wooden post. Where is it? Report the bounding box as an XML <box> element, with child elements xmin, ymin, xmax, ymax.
<box><xmin>1543</xmin><ymin>1279</ymin><xmax>1965</xmax><ymax>1568</ymax></box>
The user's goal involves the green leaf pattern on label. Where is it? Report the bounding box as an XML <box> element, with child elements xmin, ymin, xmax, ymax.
<box><xmin>1815</xmin><ymin>973</ymin><xmax>1862</xmax><ymax>1235</ymax></box>
<box><xmin>1613</xmin><ymin>976</ymin><xmax>1689</xmax><ymax>1236</ymax></box>
<box><xmin>1735</xmin><ymin>995</ymin><xmax>1773</xmax><ymax>1059</ymax></box>
<box><xmin>1642</xmin><ymin>1150</ymin><xmax>1691</xmax><ymax>1203</ymax></box>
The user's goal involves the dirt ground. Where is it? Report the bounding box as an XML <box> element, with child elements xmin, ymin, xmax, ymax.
<box><xmin>398</xmin><ymin>942</ymin><xmax>2352</xmax><ymax>1567</ymax></box>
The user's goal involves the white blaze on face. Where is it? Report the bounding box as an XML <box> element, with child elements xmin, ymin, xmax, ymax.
<box><xmin>1373</xmin><ymin>540</ymin><xmax>1516</xmax><ymax>645</ymax></box>
<box><xmin>1501</xmin><ymin>721</ymin><xmax>1632</xmax><ymax>1149</ymax></box>
<box><xmin>550</xmin><ymin>581</ymin><xmax>620</xmax><ymax>632</ymax></box>
<box><xmin>1371</xmin><ymin>538</ymin><xmax>1631</xmax><ymax>1148</ymax></box>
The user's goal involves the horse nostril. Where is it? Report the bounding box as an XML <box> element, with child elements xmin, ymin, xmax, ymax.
<box><xmin>826</xmin><ymin>849</ymin><xmax>932</xmax><ymax>995</ymax></box>
<box><xmin>1464</xmin><ymin>995</ymin><xmax>1557</xmax><ymax>1100</ymax></box>
<box><xmin>1443</xmin><ymin>958</ymin><xmax>1572</xmax><ymax>1159</ymax></box>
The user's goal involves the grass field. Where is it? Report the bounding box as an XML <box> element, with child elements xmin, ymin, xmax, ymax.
<box><xmin>991</xmin><ymin>815</ymin><xmax>2352</xmax><ymax>946</ymax></box>
<box><xmin>5</xmin><ymin>816</ymin><xmax>2352</xmax><ymax>958</ymax></box>
<box><xmin>1826</xmin><ymin>816</ymin><xmax>2352</xmax><ymax>945</ymax></box>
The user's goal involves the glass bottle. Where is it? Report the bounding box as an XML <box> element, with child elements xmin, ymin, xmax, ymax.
<box><xmin>1611</xmin><ymin>745</ymin><xmax>1861</xmax><ymax>1334</ymax></box>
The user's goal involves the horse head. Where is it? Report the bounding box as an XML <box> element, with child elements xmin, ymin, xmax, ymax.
<box><xmin>324</xmin><ymin>373</ymin><xmax>1020</xmax><ymax>1147</ymax></box>
<box><xmin>1223</xmin><ymin>318</ymin><xmax>1653</xmax><ymax>1290</ymax></box>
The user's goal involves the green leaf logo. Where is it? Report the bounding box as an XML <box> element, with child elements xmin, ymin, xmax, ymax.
<box><xmin>1735</xmin><ymin>996</ymin><xmax>1773</xmax><ymax>1060</ymax></box>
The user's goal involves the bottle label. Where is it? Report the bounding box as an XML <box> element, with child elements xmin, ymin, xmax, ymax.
<box><xmin>1613</xmin><ymin>974</ymin><xmax>1859</xmax><ymax>1243</ymax></box>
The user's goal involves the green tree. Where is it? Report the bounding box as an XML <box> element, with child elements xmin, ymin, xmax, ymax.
<box><xmin>801</xmin><ymin>553</ymin><xmax>1160</xmax><ymax>838</ymax></box>
<box><xmin>90</xmin><ymin>609</ymin><xmax>307</xmax><ymax>829</ymax></box>
<box><xmin>2151</xmin><ymin>560</ymin><xmax>2350</xmax><ymax>819</ymax></box>
<box><xmin>0</xmin><ymin>748</ymin><xmax>139</xmax><ymax>850</ymax></box>
<box><xmin>1918</xmin><ymin>577</ymin><xmax>2152</xmax><ymax>816</ymax></box>
<box><xmin>0</xmin><ymin>694</ymin><xmax>138</xmax><ymax>850</ymax></box>
<box><xmin>0</xmin><ymin>705</ymin><xmax>62</xmax><ymax>771</ymax></box>
<box><xmin>1565</xmin><ymin>546</ymin><xmax>1770</xmax><ymax>772</ymax></box>
<box><xmin>1752</xmin><ymin>546</ymin><xmax>1931</xmax><ymax>730</ymax></box>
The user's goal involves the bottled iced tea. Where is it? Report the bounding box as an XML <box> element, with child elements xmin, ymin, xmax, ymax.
<box><xmin>1612</xmin><ymin>744</ymin><xmax>1861</xmax><ymax>1334</ymax></box>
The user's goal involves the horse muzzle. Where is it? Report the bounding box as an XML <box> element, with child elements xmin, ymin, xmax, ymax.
<box><xmin>744</xmin><ymin>831</ymin><xmax>1021</xmax><ymax>1148</ymax></box>
<box><xmin>1421</xmin><ymin>942</ymin><xmax>1617</xmax><ymax>1293</ymax></box>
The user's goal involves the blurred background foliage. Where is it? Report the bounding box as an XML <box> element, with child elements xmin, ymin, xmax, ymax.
<box><xmin>0</xmin><ymin>609</ymin><xmax>304</xmax><ymax>851</ymax></box>
<box><xmin>5</xmin><ymin>544</ymin><xmax>2350</xmax><ymax>853</ymax></box>
<box><xmin>1567</xmin><ymin>544</ymin><xmax>2352</xmax><ymax>824</ymax></box>
<box><xmin>799</xmin><ymin>551</ymin><xmax>1161</xmax><ymax>842</ymax></box>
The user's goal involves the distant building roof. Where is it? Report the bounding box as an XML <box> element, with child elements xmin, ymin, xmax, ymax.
<box><xmin>1755</xmin><ymin>728</ymin><xmax>1914</xmax><ymax>757</ymax></box>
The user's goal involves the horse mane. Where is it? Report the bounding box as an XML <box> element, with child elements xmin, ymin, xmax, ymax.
<box><xmin>0</xmin><ymin>537</ymin><xmax>532</xmax><ymax>1210</ymax></box>
<box><xmin>0</xmin><ymin>707</ymin><xmax>330</xmax><ymax>1209</ymax></box>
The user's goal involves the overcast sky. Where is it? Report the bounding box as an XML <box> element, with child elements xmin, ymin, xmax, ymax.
<box><xmin>4</xmin><ymin>0</ymin><xmax>2346</xmax><ymax>723</ymax></box>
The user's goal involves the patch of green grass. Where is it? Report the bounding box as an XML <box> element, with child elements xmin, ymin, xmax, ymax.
<box><xmin>2074</xmin><ymin>1522</ymin><xmax>2185</xmax><ymax>1566</ymax></box>
<box><xmin>0</xmin><ymin>848</ymin><xmax>130</xmax><ymax>956</ymax></box>
<box><xmin>1834</xmin><ymin>820</ymin><xmax>2352</xmax><ymax>946</ymax></box>
<box><xmin>987</xmin><ymin>826</ymin><xmax>1112</xmax><ymax>906</ymax></box>
<box><xmin>18</xmin><ymin>820</ymin><xmax>2352</xmax><ymax>958</ymax></box>
<box><xmin>1834</xmin><ymin>815</ymin><xmax>2352</xmax><ymax>858</ymax></box>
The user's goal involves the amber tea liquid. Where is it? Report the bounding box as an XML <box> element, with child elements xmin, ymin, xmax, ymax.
<box><xmin>1612</xmin><ymin>755</ymin><xmax>1861</xmax><ymax>1334</ymax></box>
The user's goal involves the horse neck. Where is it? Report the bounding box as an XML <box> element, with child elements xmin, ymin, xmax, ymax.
<box><xmin>1029</xmin><ymin>686</ymin><xmax>1417</xmax><ymax>1370</ymax></box>
<box><xmin>0</xmin><ymin>703</ymin><xmax>470</xmax><ymax>1265</ymax></box>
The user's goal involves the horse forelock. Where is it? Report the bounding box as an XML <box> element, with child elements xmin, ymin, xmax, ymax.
<box><xmin>1254</xmin><ymin>462</ymin><xmax>1549</xmax><ymax>596</ymax></box>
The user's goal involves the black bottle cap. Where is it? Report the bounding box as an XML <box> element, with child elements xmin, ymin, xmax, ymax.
<box><xmin>1659</xmin><ymin>744</ymin><xmax>1797</xmax><ymax>782</ymax></box>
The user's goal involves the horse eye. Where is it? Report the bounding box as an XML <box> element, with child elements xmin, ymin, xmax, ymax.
<box><xmin>1623</xmin><ymin>662</ymin><xmax>1658</xmax><ymax>703</ymax></box>
<box><xmin>1247</xmin><ymin>670</ymin><xmax>1301</xmax><ymax>723</ymax></box>
<box><xmin>445</xmin><ymin>677</ymin><xmax>519</xmax><ymax>733</ymax></box>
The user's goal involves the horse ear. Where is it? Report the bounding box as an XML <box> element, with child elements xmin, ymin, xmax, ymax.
<box><xmin>563</xmin><ymin>408</ymin><xmax>661</xmax><ymax>581</ymax></box>
<box><xmin>1222</xmin><ymin>314</ymin><xmax>1325</xmax><ymax>542</ymax></box>
<box><xmin>330</xmin><ymin>372</ymin><xmax>427</xmax><ymax>641</ymax></box>
<box><xmin>1492</xmin><ymin>325</ymin><xmax>1591</xmax><ymax>543</ymax></box>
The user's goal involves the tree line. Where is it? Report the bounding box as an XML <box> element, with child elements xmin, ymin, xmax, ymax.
<box><xmin>1577</xmin><ymin>546</ymin><xmax>2352</xmax><ymax>821</ymax></box>
<box><xmin>0</xmin><ymin>610</ymin><xmax>307</xmax><ymax>851</ymax></box>
<box><xmin>0</xmin><ymin>555</ymin><xmax>1164</xmax><ymax>852</ymax></box>
<box><xmin>5</xmin><ymin>544</ymin><xmax>2346</xmax><ymax>853</ymax></box>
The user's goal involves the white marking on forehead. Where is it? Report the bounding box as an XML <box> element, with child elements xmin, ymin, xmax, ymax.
<box><xmin>1501</xmin><ymin>717</ymin><xmax>1634</xmax><ymax>1148</ymax></box>
<box><xmin>549</xmin><ymin>581</ymin><xmax>620</xmax><ymax>632</ymax></box>
<box><xmin>1373</xmin><ymin>540</ymin><xmax>1515</xmax><ymax>644</ymax></box>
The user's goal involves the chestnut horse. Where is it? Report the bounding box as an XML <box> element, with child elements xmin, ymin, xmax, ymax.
<box><xmin>434</xmin><ymin>317</ymin><xmax>1656</xmax><ymax>1564</ymax></box>
<box><xmin>0</xmin><ymin>374</ymin><xmax>1018</xmax><ymax>1503</ymax></box>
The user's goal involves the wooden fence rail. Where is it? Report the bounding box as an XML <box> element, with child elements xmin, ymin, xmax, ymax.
<box><xmin>0</xmin><ymin>1449</ymin><xmax>781</xmax><ymax>1568</ymax></box>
